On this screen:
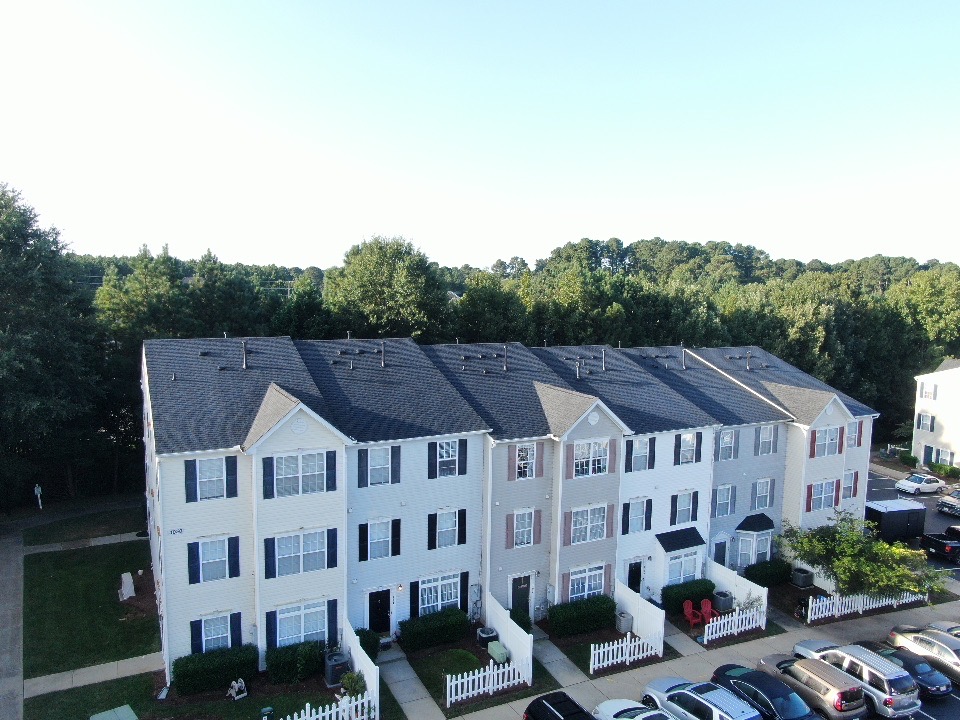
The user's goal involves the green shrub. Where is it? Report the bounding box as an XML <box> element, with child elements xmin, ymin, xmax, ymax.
<box><xmin>900</xmin><ymin>452</ymin><xmax>919</xmax><ymax>468</ymax></box>
<box><xmin>743</xmin><ymin>558</ymin><xmax>792</xmax><ymax>588</ymax></box>
<box><xmin>355</xmin><ymin>627</ymin><xmax>381</xmax><ymax>661</ymax></box>
<box><xmin>547</xmin><ymin>594</ymin><xmax>616</xmax><ymax>638</ymax></box>
<box><xmin>930</xmin><ymin>462</ymin><xmax>960</xmax><ymax>479</ymax></box>
<box><xmin>660</xmin><ymin>579</ymin><xmax>716</xmax><ymax>615</ymax></box>
<box><xmin>172</xmin><ymin>644</ymin><xmax>259</xmax><ymax>695</ymax></box>
<box><xmin>341</xmin><ymin>670</ymin><xmax>367</xmax><ymax>697</ymax></box>
<box><xmin>266</xmin><ymin>641</ymin><xmax>325</xmax><ymax>683</ymax></box>
<box><xmin>398</xmin><ymin>607</ymin><xmax>470</xmax><ymax>652</ymax></box>
<box><xmin>510</xmin><ymin>606</ymin><xmax>532</xmax><ymax>633</ymax></box>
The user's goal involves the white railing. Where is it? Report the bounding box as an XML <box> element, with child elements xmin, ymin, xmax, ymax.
<box><xmin>446</xmin><ymin>659</ymin><xmax>526</xmax><ymax>707</ymax></box>
<box><xmin>279</xmin><ymin>692</ymin><xmax>376</xmax><ymax>720</ymax></box>
<box><xmin>807</xmin><ymin>591</ymin><xmax>927</xmax><ymax>623</ymax></box>
<box><xmin>613</xmin><ymin>581</ymin><xmax>664</xmax><ymax>654</ymax></box>
<box><xmin>342</xmin><ymin>620</ymin><xmax>379</xmax><ymax>716</ymax></box>
<box><xmin>703</xmin><ymin>607</ymin><xmax>766</xmax><ymax>645</ymax></box>
<box><xmin>483</xmin><ymin>592</ymin><xmax>534</xmax><ymax>684</ymax></box>
<box><xmin>590</xmin><ymin>632</ymin><xmax>660</xmax><ymax>673</ymax></box>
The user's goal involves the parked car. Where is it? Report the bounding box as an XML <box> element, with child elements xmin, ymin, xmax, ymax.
<box><xmin>791</xmin><ymin>641</ymin><xmax>921</xmax><ymax>718</ymax></box>
<box><xmin>711</xmin><ymin>664</ymin><xmax>817</xmax><ymax>720</ymax></box>
<box><xmin>641</xmin><ymin>677</ymin><xmax>763</xmax><ymax>720</ymax></box>
<box><xmin>937</xmin><ymin>489</ymin><xmax>960</xmax><ymax>516</ymax></box>
<box><xmin>919</xmin><ymin>533</ymin><xmax>960</xmax><ymax>563</ymax></box>
<box><xmin>895</xmin><ymin>473</ymin><xmax>946</xmax><ymax>494</ymax></box>
<box><xmin>851</xmin><ymin>640</ymin><xmax>952</xmax><ymax>698</ymax></box>
<box><xmin>927</xmin><ymin>620</ymin><xmax>960</xmax><ymax>637</ymax></box>
<box><xmin>592</xmin><ymin>700</ymin><xmax>679</xmax><ymax>720</ymax></box>
<box><xmin>756</xmin><ymin>655</ymin><xmax>867</xmax><ymax>720</ymax></box>
<box><xmin>888</xmin><ymin>625</ymin><xmax>960</xmax><ymax>681</ymax></box>
<box><xmin>526</xmin><ymin>693</ymin><xmax>593</xmax><ymax>720</ymax></box>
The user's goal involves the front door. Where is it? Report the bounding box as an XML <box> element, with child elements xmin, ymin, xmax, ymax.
<box><xmin>368</xmin><ymin>589</ymin><xmax>391</xmax><ymax>635</ymax></box>
<box><xmin>713</xmin><ymin>540</ymin><xmax>727</xmax><ymax>565</ymax></box>
<box><xmin>511</xmin><ymin>575</ymin><xmax>530</xmax><ymax>616</ymax></box>
<box><xmin>924</xmin><ymin>445</ymin><xmax>934</xmax><ymax>465</ymax></box>
<box><xmin>627</xmin><ymin>561</ymin><xmax>643</xmax><ymax>592</ymax></box>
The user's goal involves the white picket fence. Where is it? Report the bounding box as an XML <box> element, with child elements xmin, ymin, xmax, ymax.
<box><xmin>589</xmin><ymin>632</ymin><xmax>660</xmax><ymax>673</ymax></box>
<box><xmin>279</xmin><ymin>692</ymin><xmax>376</xmax><ymax>720</ymax></box>
<box><xmin>702</xmin><ymin>607</ymin><xmax>766</xmax><ymax>645</ymax></box>
<box><xmin>807</xmin><ymin>591</ymin><xmax>927</xmax><ymax>623</ymax></box>
<box><xmin>446</xmin><ymin>660</ymin><xmax>526</xmax><ymax>707</ymax></box>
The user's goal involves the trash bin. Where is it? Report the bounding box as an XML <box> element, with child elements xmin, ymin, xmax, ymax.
<box><xmin>261</xmin><ymin>708</ymin><xmax>274</xmax><ymax>720</ymax></box>
<box><xmin>325</xmin><ymin>651</ymin><xmax>350</xmax><ymax>687</ymax></box>
<box><xmin>713</xmin><ymin>591</ymin><xmax>734</xmax><ymax>612</ymax></box>
<box><xmin>791</xmin><ymin>567</ymin><xmax>814</xmax><ymax>588</ymax></box>
<box><xmin>477</xmin><ymin>627</ymin><xmax>498</xmax><ymax>648</ymax></box>
<box><xmin>616</xmin><ymin>611</ymin><xmax>633</xmax><ymax>633</ymax></box>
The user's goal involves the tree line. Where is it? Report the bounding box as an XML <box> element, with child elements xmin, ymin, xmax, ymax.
<box><xmin>3</xmin><ymin>183</ymin><xmax>958</xmax><ymax>510</ymax></box>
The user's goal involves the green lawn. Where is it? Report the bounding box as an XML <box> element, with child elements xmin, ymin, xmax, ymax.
<box><xmin>24</xmin><ymin>507</ymin><xmax>146</xmax><ymax>546</ymax></box>
<box><xmin>563</xmin><ymin>636</ymin><xmax>682</xmax><ymax>676</ymax></box>
<box><xmin>23</xmin><ymin>540</ymin><xmax>160</xmax><ymax>678</ymax></box>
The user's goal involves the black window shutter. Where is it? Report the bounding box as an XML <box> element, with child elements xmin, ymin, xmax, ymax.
<box><xmin>190</xmin><ymin>619</ymin><xmax>203</xmax><ymax>654</ymax></box>
<box><xmin>187</xmin><ymin>542</ymin><xmax>200</xmax><ymax>584</ymax></box>
<box><xmin>262</xmin><ymin>457</ymin><xmax>275</xmax><ymax>499</ymax></box>
<box><xmin>621</xmin><ymin>502</ymin><xmax>630</xmax><ymax>535</ymax></box>
<box><xmin>229</xmin><ymin>611</ymin><xmax>241</xmax><ymax>647</ymax></box>
<box><xmin>358</xmin><ymin>524</ymin><xmax>368</xmax><ymax>562</ymax></box>
<box><xmin>673</xmin><ymin>435</ymin><xmax>681</xmax><ymax>465</ymax></box>
<box><xmin>625</xmin><ymin>440</ymin><xmax>633</xmax><ymax>472</ymax></box>
<box><xmin>264</xmin><ymin>537</ymin><xmax>276</xmax><ymax>579</ymax></box>
<box><xmin>185</xmin><ymin>460</ymin><xmax>198</xmax><ymax>503</ymax></box>
<box><xmin>410</xmin><ymin>580</ymin><xmax>420</xmax><ymax>618</ymax></box>
<box><xmin>358</xmin><ymin>449</ymin><xmax>368</xmax><ymax>488</ymax></box>
<box><xmin>669</xmin><ymin>495</ymin><xmax>678</xmax><ymax>526</ymax></box>
<box><xmin>265</xmin><ymin>611</ymin><xmax>277</xmax><ymax>650</ymax></box>
<box><xmin>459</xmin><ymin>571</ymin><xmax>469</xmax><ymax>613</ymax></box>
<box><xmin>695</xmin><ymin>432</ymin><xmax>703</xmax><ymax>463</ymax></box>
<box><xmin>391</xmin><ymin>445</ymin><xmax>401</xmax><ymax>483</ymax></box>
<box><xmin>457</xmin><ymin>508</ymin><xmax>467</xmax><ymax>545</ymax></box>
<box><xmin>225</xmin><ymin>456</ymin><xmax>237</xmax><ymax>498</ymax></box>
<box><xmin>644</xmin><ymin>499</ymin><xmax>653</xmax><ymax>531</ymax></box>
<box><xmin>457</xmin><ymin>438</ymin><xmax>468</xmax><ymax>475</ymax></box>
<box><xmin>754</xmin><ymin>427</ymin><xmax>762</xmax><ymax>455</ymax></box>
<box><xmin>732</xmin><ymin>430</ymin><xmax>739</xmax><ymax>459</ymax></box>
<box><xmin>692</xmin><ymin>491</ymin><xmax>699</xmax><ymax>521</ymax></box>
<box><xmin>931</xmin><ymin>416</ymin><xmax>936</xmax><ymax>432</ymax></box>
<box><xmin>326</xmin><ymin>450</ymin><xmax>337</xmax><ymax>492</ymax></box>
<box><xmin>427</xmin><ymin>442</ymin><xmax>438</xmax><ymax>479</ymax></box>
<box><xmin>649</xmin><ymin>437</ymin><xmax>656</xmax><ymax>468</ymax></box>
<box><xmin>327</xmin><ymin>528</ymin><xmax>337</xmax><ymax>569</ymax></box>
<box><xmin>714</xmin><ymin>431</ymin><xmax>721</xmax><ymax>462</ymax></box>
<box><xmin>391</xmin><ymin>518</ymin><xmax>401</xmax><ymax>556</ymax></box>
<box><xmin>327</xmin><ymin>599</ymin><xmax>338</xmax><ymax>646</ymax></box>
<box><xmin>228</xmin><ymin>536</ymin><xmax>240</xmax><ymax>578</ymax></box>
<box><xmin>711</xmin><ymin>489</ymin><xmax>718</xmax><ymax>518</ymax></box>
<box><xmin>427</xmin><ymin>513</ymin><xmax>437</xmax><ymax>550</ymax></box>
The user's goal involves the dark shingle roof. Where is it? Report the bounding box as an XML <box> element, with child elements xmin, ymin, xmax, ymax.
<box><xmin>144</xmin><ymin>337</ymin><xmax>328</xmax><ymax>455</ymax></box>
<box><xmin>294</xmin><ymin>338</ymin><xmax>489</xmax><ymax>442</ymax></box>
<box><xmin>935</xmin><ymin>358</ymin><xmax>960</xmax><ymax>373</ymax></box>
<box><xmin>736</xmin><ymin>513</ymin><xmax>775</xmax><ymax>532</ymax></box>
<box><xmin>656</xmin><ymin>527</ymin><xmax>706</xmax><ymax>552</ymax></box>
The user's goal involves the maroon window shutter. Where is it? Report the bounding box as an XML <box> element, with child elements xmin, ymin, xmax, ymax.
<box><xmin>560</xmin><ymin>573</ymin><xmax>570</xmax><ymax>603</ymax></box>
<box><xmin>533</xmin><ymin>509</ymin><xmax>542</xmax><ymax>544</ymax></box>
<box><xmin>606</xmin><ymin>503</ymin><xmax>615</xmax><ymax>537</ymax></box>
<box><xmin>853</xmin><ymin>471</ymin><xmax>860</xmax><ymax>497</ymax></box>
<box><xmin>608</xmin><ymin>439</ymin><xmax>617</xmax><ymax>474</ymax></box>
<box><xmin>563</xmin><ymin>511</ymin><xmax>572</xmax><ymax>546</ymax></box>
<box><xmin>505</xmin><ymin>513</ymin><xmax>514</xmax><ymax>549</ymax></box>
<box><xmin>857</xmin><ymin>420</ymin><xmax>863</xmax><ymax>447</ymax></box>
<box><xmin>834</xmin><ymin>480</ymin><xmax>841</xmax><ymax>507</ymax></box>
<box><xmin>507</xmin><ymin>445</ymin><xmax>517</xmax><ymax>481</ymax></box>
<box><xmin>535</xmin><ymin>442</ymin><xmax>544</xmax><ymax>477</ymax></box>
<box><xmin>565</xmin><ymin>443</ymin><xmax>574</xmax><ymax>479</ymax></box>
<box><xmin>838</xmin><ymin>426</ymin><xmax>845</xmax><ymax>451</ymax></box>
<box><xmin>809</xmin><ymin>432</ymin><xmax>817</xmax><ymax>458</ymax></box>
<box><xmin>805</xmin><ymin>485</ymin><xmax>813</xmax><ymax>512</ymax></box>
<box><xmin>604</xmin><ymin>564</ymin><xmax>612</xmax><ymax>595</ymax></box>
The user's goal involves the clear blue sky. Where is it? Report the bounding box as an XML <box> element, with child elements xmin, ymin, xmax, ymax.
<box><xmin>2</xmin><ymin>1</ymin><xmax>958</xmax><ymax>269</ymax></box>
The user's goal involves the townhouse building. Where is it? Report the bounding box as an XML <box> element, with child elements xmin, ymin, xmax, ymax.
<box><xmin>912</xmin><ymin>359</ymin><xmax>959</xmax><ymax>468</ymax></box>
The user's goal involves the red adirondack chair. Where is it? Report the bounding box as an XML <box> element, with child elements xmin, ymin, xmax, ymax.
<box><xmin>701</xmin><ymin>598</ymin><xmax>721</xmax><ymax>622</ymax></box>
<box><xmin>683</xmin><ymin>599</ymin><xmax>703</xmax><ymax>629</ymax></box>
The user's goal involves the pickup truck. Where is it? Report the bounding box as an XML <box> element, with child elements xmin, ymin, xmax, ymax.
<box><xmin>937</xmin><ymin>490</ymin><xmax>960</xmax><ymax>516</ymax></box>
<box><xmin>920</xmin><ymin>533</ymin><xmax>960</xmax><ymax>563</ymax></box>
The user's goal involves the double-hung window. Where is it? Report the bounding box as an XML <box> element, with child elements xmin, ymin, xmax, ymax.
<box><xmin>628</xmin><ymin>500</ymin><xmax>646</xmax><ymax>533</ymax></box>
<box><xmin>198</xmin><ymin>458</ymin><xmax>225</xmax><ymax>500</ymax></box>
<box><xmin>278</xmin><ymin>601</ymin><xmax>326</xmax><ymax>646</ymax></box>
<box><xmin>631</xmin><ymin>439</ymin><xmax>650</xmax><ymax>471</ymax></box>
<box><xmin>846</xmin><ymin>422</ymin><xmax>861</xmax><ymax>448</ymax></box>
<box><xmin>574</xmin><ymin>440</ymin><xmax>608</xmax><ymax>477</ymax></box>
<box><xmin>810</xmin><ymin>480</ymin><xmax>836</xmax><ymax>511</ymax></box>
<box><xmin>935</xmin><ymin>447</ymin><xmax>953</xmax><ymax>465</ymax></box>
<box><xmin>756</xmin><ymin>534</ymin><xmax>771</xmax><ymax>563</ymax></box>
<box><xmin>715</xmin><ymin>485</ymin><xmax>732</xmax><ymax>517</ymax></box>
<box><xmin>200</xmin><ymin>539</ymin><xmax>227</xmax><ymax>582</ymax></box>
<box><xmin>368</xmin><ymin>448</ymin><xmax>391</xmax><ymax>485</ymax></box>
<box><xmin>436</xmin><ymin>510</ymin><xmax>458</xmax><ymax>548</ymax></box>
<box><xmin>738</xmin><ymin>537</ymin><xmax>754</xmax><ymax>568</ymax></box>
<box><xmin>572</xmin><ymin>505</ymin><xmax>606</xmax><ymax>544</ymax></box>
<box><xmin>918</xmin><ymin>414</ymin><xmax>932</xmax><ymax>432</ymax></box>
<box><xmin>675</xmin><ymin>491</ymin><xmax>693</xmax><ymax>524</ymax></box>
<box><xmin>755</xmin><ymin>479</ymin><xmax>771</xmax><ymax>510</ymax></box>
<box><xmin>569</xmin><ymin>565</ymin><xmax>604</xmax><ymax>601</ymax></box>
<box><xmin>516</xmin><ymin>443</ymin><xmax>535</xmax><ymax>479</ymax></box>
<box><xmin>275</xmin><ymin>452</ymin><xmax>325</xmax><ymax>497</ymax></box>
<box><xmin>842</xmin><ymin>470</ymin><xmax>855</xmax><ymax>500</ymax></box>
<box><xmin>814</xmin><ymin>428</ymin><xmax>840</xmax><ymax>457</ymax></box>
<box><xmin>368</xmin><ymin>520</ymin><xmax>391</xmax><ymax>560</ymax></box>
<box><xmin>276</xmin><ymin>532</ymin><xmax>326</xmax><ymax>576</ymax></box>
<box><xmin>437</xmin><ymin>441</ymin><xmax>458</xmax><ymax>477</ymax></box>
<box><xmin>922</xmin><ymin>384</ymin><xmax>937</xmax><ymax>400</ymax></box>
<box><xmin>419</xmin><ymin>573</ymin><xmax>459</xmax><ymax>616</ymax></box>
<box><xmin>718</xmin><ymin>430</ymin><xmax>735</xmax><ymax>461</ymax></box>
<box><xmin>758</xmin><ymin>426</ymin><xmax>774</xmax><ymax>455</ymax></box>
<box><xmin>679</xmin><ymin>433</ymin><xmax>696</xmax><ymax>464</ymax></box>
<box><xmin>739</xmin><ymin>533</ymin><xmax>771</xmax><ymax>567</ymax></box>
<box><xmin>667</xmin><ymin>551</ymin><xmax>697</xmax><ymax>585</ymax></box>
<box><xmin>514</xmin><ymin>509</ymin><xmax>533</xmax><ymax>547</ymax></box>
<box><xmin>202</xmin><ymin>615</ymin><xmax>229</xmax><ymax>651</ymax></box>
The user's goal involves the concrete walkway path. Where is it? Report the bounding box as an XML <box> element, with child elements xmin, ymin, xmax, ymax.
<box><xmin>377</xmin><ymin>643</ymin><xmax>446</xmax><ymax>720</ymax></box>
<box><xmin>23</xmin><ymin>531</ymin><xmax>147</xmax><ymax>556</ymax></box>
<box><xmin>23</xmin><ymin>652</ymin><xmax>164</xmax><ymax>699</ymax></box>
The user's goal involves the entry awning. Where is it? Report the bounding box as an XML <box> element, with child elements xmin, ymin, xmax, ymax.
<box><xmin>736</xmin><ymin>513</ymin><xmax>775</xmax><ymax>532</ymax></box>
<box><xmin>656</xmin><ymin>527</ymin><xmax>706</xmax><ymax>553</ymax></box>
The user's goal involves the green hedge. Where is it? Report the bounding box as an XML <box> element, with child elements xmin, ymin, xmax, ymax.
<box><xmin>510</xmin><ymin>606</ymin><xmax>533</xmax><ymax>633</ymax></box>
<box><xmin>265</xmin><ymin>641</ymin><xmax>325</xmax><ymax>683</ymax></box>
<box><xmin>661</xmin><ymin>579</ymin><xmax>716</xmax><ymax>615</ymax></box>
<box><xmin>930</xmin><ymin>462</ymin><xmax>960</xmax><ymax>479</ymax></box>
<box><xmin>743</xmin><ymin>558</ymin><xmax>792</xmax><ymax>588</ymax></box>
<box><xmin>900</xmin><ymin>452</ymin><xmax>919</xmax><ymax>468</ymax></box>
<box><xmin>355</xmin><ymin>627</ymin><xmax>381</xmax><ymax>661</ymax></box>
<box><xmin>547</xmin><ymin>594</ymin><xmax>616</xmax><ymax>638</ymax></box>
<box><xmin>172</xmin><ymin>644</ymin><xmax>259</xmax><ymax>695</ymax></box>
<box><xmin>398</xmin><ymin>607</ymin><xmax>470</xmax><ymax>652</ymax></box>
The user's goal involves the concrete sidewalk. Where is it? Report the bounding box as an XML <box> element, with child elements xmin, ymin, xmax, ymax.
<box><xmin>378</xmin><ymin>643</ymin><xmax>446</xmax><ymax>720</ymax></box>
<box><xmin>23</xmin><ymin>531</ymin><xmax>148</xmax><ymax>556</ymax></box>
<box><xmin>23</xmin><ymin>653</ymin><xmax>164</xmax><ymax>699</ymax></box>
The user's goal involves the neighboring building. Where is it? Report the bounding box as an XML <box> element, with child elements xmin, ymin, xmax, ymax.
<box><xmin>142</xmin><ymin>337</ymin><xmax>877</xmax><ymax>680</ymax></box>
<box><xmin>912</xmin><ymin>359</ymin><xmax>960</xmax><ymax>468</ymax></box>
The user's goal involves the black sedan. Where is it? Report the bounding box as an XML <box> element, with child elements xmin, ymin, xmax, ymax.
<box><xmin>851</xmin><ymin>640</ymin><xmax>952</xmax><ymax>699</ymax></box>
<box><xmin>711</xmin><ymin>664</ymin><xmax>817</xmax><ymax>720</ymax></box>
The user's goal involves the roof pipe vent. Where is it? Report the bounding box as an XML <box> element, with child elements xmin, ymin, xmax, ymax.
<box><xmin>602</xmin><ymin>349</ymin><xmax>606</xmax><ymax>371</ymax></box>
<box><xmin>171</xmin><ymin>372</ymin><xmax>176</xmax><ymax>381</ymax></box>
<box><xmin>347</xmin><ymin>330</ymin><xmax>352</xmax><ymax>339</ymax></box>
<box><xmin>746</xmin><ymin>350</ymin><xmax>752</xmax><ymax>371</ymax></box>
<box><xmin>575</xmin><ymin>361</ymin><xmax>581</xmax><ymax>380</ymax></box>
<box><xmin>349</xmin><ymin>359</ymin><xmax>354</xmax><ymax>370</ymax></box>
<box><xmin>381</xmin><ymin>340</ymin><xmax>385</xmax><ymax>368</ymax></box>
<box><xmin>503</xmin><ymin>344</ymin><xmax>508</xmax><ymax>372</ymax></box>
<box><xmin>241</xmin><ymin>340</ymin><xmax>247</xmax><ymax>370</ymax></box>
<box><xmin>681</xmin><ymin>348</ymin><xmax>686</xmax><ymax>370</ymax></box>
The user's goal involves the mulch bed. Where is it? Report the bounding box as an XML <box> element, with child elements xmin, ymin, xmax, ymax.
<box><xmin>536</xmin><ymin>619</ymin><xmax>671</xmax><ymax>677</ymax></box>
<box><xmin>120</xmin><ymin>567</ymin><xmax>157</xmax><ymax>620</ymax></box>
<box><xmin>399</xmin><ymin>623</ymin><xmax>500</xmax><ymax>665</ymax></box>
<box><xmin>768</xmin><ymin>581</ymin><xmax>929</xmax><ymax>626</ymax></box>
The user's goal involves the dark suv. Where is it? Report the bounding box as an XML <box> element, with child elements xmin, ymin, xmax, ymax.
<box><xmin>525</xmin><ymin>693</ymin><xmax>593</xmax><ymax>720</ymax></box>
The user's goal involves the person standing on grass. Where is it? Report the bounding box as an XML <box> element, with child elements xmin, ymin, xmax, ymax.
<box><xmin>34</xmin><ymin>483</ymin><xmax>42</xmax><ymax>509</ymax></box>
